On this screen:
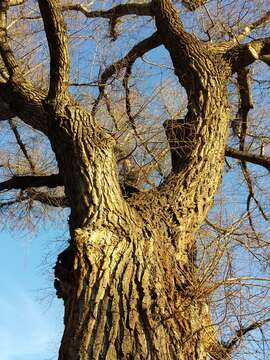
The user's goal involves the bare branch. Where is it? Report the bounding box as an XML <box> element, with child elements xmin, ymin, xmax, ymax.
<box><xmin>62</xmin><ymin>3</ymin><xmax>152</xmax><ymax>19</ymax></box>
<box><xmin>0</xmin><ymin>96</ymin><xmax>15</xmax><ymax>120</ymax></box>
<box><xmin>231</xmin><ymin>68</ymin><xmax>267</xmax><ymax>226</ymax></box>
<box><xmin>8</xmin><ymin>119</ymin><xmax>36</xmax><ymax>174</ymax></box>
<box><xmin>227</xmin><ymin>37</ymin><xmax>270</xmax><ymax>73</ymax></box>
<box><xmin>38</xmin><ymin>0</ymin><xmax>69</xmax><ymax>102</ymax></box>
<box><xmin>9</xmin><ymin>0</ymin><xmax>25</xmax><ymax>5</ymax></box>
<box><xmin>225</xmin><ymin>147</ymin><xmax>270</xmax><ymax>171</ymax></box>
<box><xmin>0</xmin><ymin>1</ymin><xmax>21</xmax><ymax>76</ymax></box>
<box><xmin>234</xmin><ymin>11</ymin><xmax>270</xmax><ymax>44</ymax></box>
<box><xmin>63</xmin><ymin>2</ymin><xmax>152</xmax><ymax>41</ymax></box>
<box><xmin>122</xmin><ymin>64</ymin><xmax>164</xmax><ymax>178</ymax></box>
<box><xmin>0</xmin><ymin>1</ymin><xmax>48</xmax><ymax>133</ymax></box>
<box><xmin>100</xmin><ymin>31</ymin><xmax>161</xmax><ymax>83</ymax></box>
<box><xmin>0</xmin><ymin>174</ymin><xmax>63</xmax><ymax>191</ymax></box>
<box><xmin>92</xmin><ymin>31</ymin><xmax>161</xmax><ymax>115</ymax></box>
<box><xmin>182</xmin><ymin>0</ymin><xmax>208</xmax><ymax>11</ymax></box>
<box><xmin>26</xmin><ymin>189</ymin><xmax>68</xmax><ymax>208</ymax></box>
<box><xmin>225</xmin><ymin>318</ymin><xmax>270</xmax><ymax>351</ymax></box>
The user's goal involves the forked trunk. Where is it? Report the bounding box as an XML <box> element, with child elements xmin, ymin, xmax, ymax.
<box><xmin>44</xmin><ymin>3</ymin><xmax>231</xmax><ymax>357</ymax></box>
<box><xmin>51</xmin><ymin>74</ymin><xmax>230</xmax><ymax>358</ymax></box>
<box><xmin>0</xmin><ymin>0</ymin><xmax>257</xmax><ymax>358</ymax></box>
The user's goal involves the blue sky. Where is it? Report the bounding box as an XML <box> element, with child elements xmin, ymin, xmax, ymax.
<box><xmin>0</xmin><ymin>229</ymin><xmax>64</xmax><ymax>360</ymax></box>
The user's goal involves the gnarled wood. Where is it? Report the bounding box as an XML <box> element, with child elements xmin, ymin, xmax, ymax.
<box><xmin>2</xmin><ymin>0</ymin><xmax>268</xmax><ymax>359</ymax></box>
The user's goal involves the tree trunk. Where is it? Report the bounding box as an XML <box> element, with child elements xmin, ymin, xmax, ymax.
<box><xmin>50</xmin><ymin>77</ymin><xmax>229</xmax><ymax>358</ymax></box>
<box><xmin>57</xmin><ymin>225</ymin><xmax>215</xmax><ymax>360</ymax></box>
<box><xmin>42</xmin><ymin>2</ymin><xmax>231</xmax><ymax>358</ymax></box>
<box><xmin>0</xmin><ymin>0</ymin><xmax>265</xmax><ymax>358</ymax></box>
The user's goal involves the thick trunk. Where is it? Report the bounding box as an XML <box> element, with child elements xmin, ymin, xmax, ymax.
<box><xmin>50</xmin><ymin>87</ymin><xmax>229</xmax><ymax>359</ymax></box>
<box><xmin>47</xmin><ymin>3</ymin><xmax>231</xmax><ymax>358</ymax></box>
<box><xmin>0</xmin><ymin>0</ymin><xmax>258</xmax><ymax>358</ymax></box>
<box><xmin>56</xmin><ymin>222</ymin><xmax>216</xmax><ymax>360</ymax></box>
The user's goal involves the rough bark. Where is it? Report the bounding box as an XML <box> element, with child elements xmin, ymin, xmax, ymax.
<box><xmin>52</xmin><ymin>104</ymin><xmax>221</xmax><ymax>360</ymax></box>
<box><xmin>51</xmin><ymin>16</ymin><xmax>230</xmax><ymax>358</ymax></box>
<box><xmin>3</xmin><ymin>0</ymin><xmax>266</xmax><ymax>359</ymax></box>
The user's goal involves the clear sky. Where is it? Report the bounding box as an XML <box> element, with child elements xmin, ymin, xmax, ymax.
<box><xmin>0</xmin><ymin>227</ymin><xmax>65</xmax><ymax>360</ymax></box>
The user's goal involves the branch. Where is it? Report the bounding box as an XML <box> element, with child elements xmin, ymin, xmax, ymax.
<box><xmin>9</xmin><ymin>0</ymin><xmax>25</xmax><ymax>5</ymax></box>
<box><xmin>26</xmin><ymin>189</ymin><xmax>68</xmax><ymax>208</ymax></box>
<box><xmin>62</xmin><ymin>2</ymin><xmax>152</xmax><ymax>41</ymax></box>
<box><xmin>100</xmin><ymin>32</ymin><xmax>161</xmax><ymax>84</ymax></box>
<box><xmin>225</xmin><ymin>318</ymin><xmax>270</xmax><ymax>351</ymax></box>
<box><xmin>62</xmin><ymin>3</ymin><xmax>152</xmax><ymax>19</ymax></box>
<box><xmin>182</xmin><ymin>0</ymin><xmax>208</xmax><ymax>11</ymax></box>
<box><xmin>231</xmin><ymin>69</ymin><xmax>268</xmax><ymax>226</ymax></box>
<box><xmin>233</xmin><ymin>11</ymin><xmax>270</xmax><ymax>44</ymax></box>
<box><xmin>92</xmin><ymin>31</ymin><xmax>161</xmax><ymax>115</ymax></box>
<box><xmin>0</xmin><ymin>82</ymin><xmax>48</xmax><ymax>133</ymax></box>
<box><xmin>227</xmin><ymin>37</ymin><xmax>270</xmax><ymax>73</ymax></box>
<box><xmin>0</xmin><ymin>174</ymin><xmax>63</xmax><ymax>191</ymax></box>
<box><xmin>151</xmin><ymin>0</ymin><xmax>208</xmax><ymax>89</ymax></box>
<box><xmin>0</xmin><ymin>96</ymin><xmax>16</xmax><ymax>120</ymax></box>
<box><xmin>8</xmin><ymin>119</ymin><xmax>36</xmax><ymax>173</ymax></box>
<box><xmin>0</xmin><ymin>1</ymin><xmax>21</xmax><ymax>76</ymax></box>
<box><xmin>0</xmin><ymin>1</ymin><xmax>48</xmax><ymax>133</ymax></box>
<box><xmin>225</xmin><ymin>147</ymin><xmax>270</xmax><ymax>171</ymax></box>
<box><xmin>38</xmin><ymin>0</ymin><xmax>69</xmax><ymax>102</ymax></box>
<box><xmin>64</xmin><ymin>2</ymin><xmax>153</xmax><ymax>41</ymax></box>
<box><xmin>233</xmin><ymin>68</ymin><xmax>253</xmax><ymax>143</ymax></box>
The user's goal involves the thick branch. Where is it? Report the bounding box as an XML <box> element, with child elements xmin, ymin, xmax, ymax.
<box><xmin>127</xmin><ymin>1</ymin><xmax>231</xmax><ymax>243</ymax></box>
<box><xmin>151</xmin><ymin>0</ymin><xmax>212</xmax><ymax>90</ymax></box>
<box><xmin>182</xmin><ymin>0</ymin><xmax>208</xmax><ymax>11</ymax></box>
<box><xmin>226</xmin><ymin>147</ymin><xmax>270</xmax><ymax>172</ymax></box>
<box><xmin>227</xmin><ymin>37</ymin><xmax>270</xmax><ymax>73</ymax></box>
<box><xmin>62</xmin><ymin>3</ymin><xmax>152</xmax><ymax>19</ymax></box>
<box><xmin>0</xmin><ymin>174</ymin><xmax>63</xmax><ymax>191</ymax></box>
<box><xmin>0</xmin><ymin>96</ymin><xmax>15</xmax><ymax>120</ymax></box>
<box><xmin>0</xmin><ymin>1</ymin><xmax>21</xmax><ymax>76</ymax></box>
<box><xmin>0</xmin><ymin>82</ymin><xmax>48</xmax><ymax>134</ymax></box>
<box><xmin>0</xmin><ymin>1</ymin><xmax>48</xmax><ymax>133</ymax></box>
<box><xmin>38</xmin><ymin>0</ymin><xmax>69</xmax><ymax>102</ymax></box>
<box><xmin>27</xmin><ymin>189</ymin><xmax>68</xmax><ymax>208</ymax></box>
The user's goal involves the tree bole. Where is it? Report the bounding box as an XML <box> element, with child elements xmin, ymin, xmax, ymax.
<box><xmin>51</xmin><ymin>83</ymin><xmax>230</xmax><ymax>359</ymax></box>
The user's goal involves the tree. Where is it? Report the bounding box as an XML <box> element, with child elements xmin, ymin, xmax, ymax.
<box><xmin>1</xmin><ymin>0</ymin><xmax>270</xmax><ymax>358</ymax></box>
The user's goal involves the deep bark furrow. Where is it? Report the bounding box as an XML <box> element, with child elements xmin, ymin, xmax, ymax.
<box><xmin>50</xmin><ymin>4</ymin><xmax>231</xmax><ymax>358</ymax></box>
<box><xmin>135</xmin><ymin>261</ymin><xmax>156</xmax><ymax>357</ymax></box>
<box><xmin>0</xmin><ymin>0</ymin><xmax>256</xmax><ymax>358</ymax></box>
<box><xmin>58</xmin><ymin>221</ymin><xmax>215</xmax><ymax>359</ymax></box>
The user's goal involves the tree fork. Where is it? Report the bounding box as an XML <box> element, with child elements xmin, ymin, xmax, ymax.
<box><xmin>1</xmin><ymin>0</ymin><xmax>262</xmax><ymax>359</ymax></box>
<box><xmin>48</xmin><ymin>1</ymin><xmax>232</xmax><ymax>357</ymax></box>
<box><xmin>45</xmin><ymin>91</ymin><xmax>228</xmax><ymax>358</ymax></box>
